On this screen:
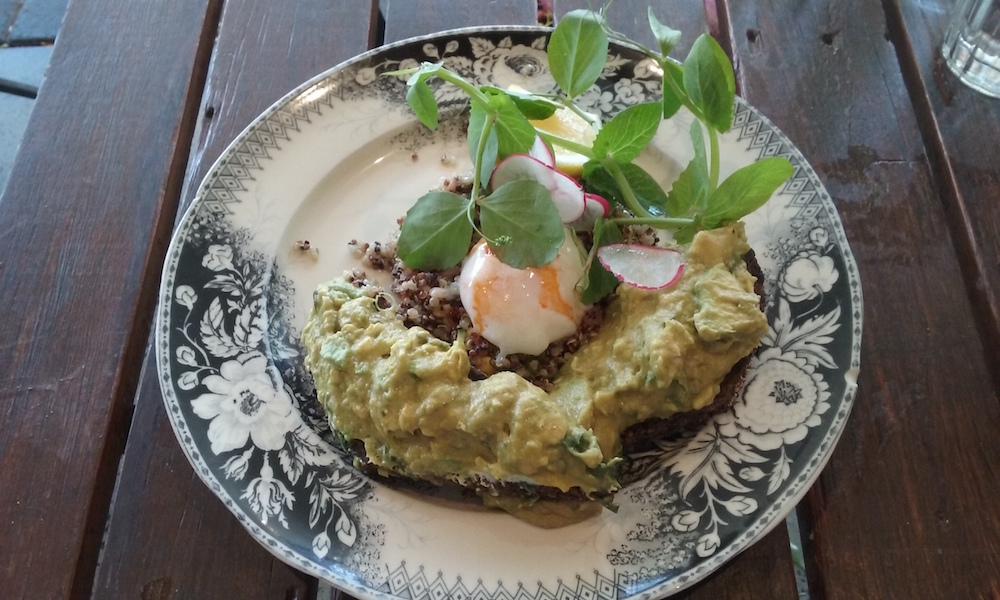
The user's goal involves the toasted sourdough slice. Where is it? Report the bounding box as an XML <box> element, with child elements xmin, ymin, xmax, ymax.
<box><xmin>337</xmin><ymin>250</ymin><xmax>763</xmax><ymax>502</ymax></box>
<box><xmin>302</xmin><ymin>224</ymin><xmax>768</xmax><ymax>522</ymax></box>
<box><xmin>618</xmin><ymin>249</ymin><xmax>765</xmax><ymax>453</ymax></box>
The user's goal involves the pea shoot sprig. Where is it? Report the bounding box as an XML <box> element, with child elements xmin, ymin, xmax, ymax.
<box><xmin>389</xmin><ymin>6</ymin><xmax>793</xmax><ymax>303</ymax></box>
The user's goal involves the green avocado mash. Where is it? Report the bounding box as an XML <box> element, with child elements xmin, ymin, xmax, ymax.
<box><xmin>302</xmin><ymin>224</ymin><xmax>767</xmax><ymax>525</ymax></box>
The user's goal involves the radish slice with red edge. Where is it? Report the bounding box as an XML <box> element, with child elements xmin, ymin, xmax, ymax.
<box><xmin>528</xmin><ymin>136</ymin><xmax>555</xmax><ymax>167</ymax></box>
<box><xmin>597</xmin><ymin>244</ymin><xmax>685</xmax><ymax>290</ymax></box>
<box><xmin>569</xmin><ymin>193</ymin><xmax>611</xmax><ymax>231</ymax></box>
<box><xmin>490</xmin><ymin>154</ymin><xmax>586</xmax><ymax>223</ymax></box>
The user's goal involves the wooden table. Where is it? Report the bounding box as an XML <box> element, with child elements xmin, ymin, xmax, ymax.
<box><xmin>2</xmin><ymin>0</ymin><xmax>999</xmax><ymax>598</ymax></box>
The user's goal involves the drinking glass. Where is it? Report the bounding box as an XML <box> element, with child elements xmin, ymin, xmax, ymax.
<box><xmin>941</xmin><ymin>0</ymin><xmax>1000</xmax><ymax>98</ymax></box>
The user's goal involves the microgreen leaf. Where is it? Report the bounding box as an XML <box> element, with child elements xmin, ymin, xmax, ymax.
<box><xmin>406</xmin><ymin>80</ymin><xmax>438</xmax><ymax>130</ymax></box>
<box><xmin>400</xmin><ymin>63</ymin><xmax>447</xmax><ymax>130</ymax></box>
<box><xmin>661</xmin><ymin>61</ymin><xmax>685</xmax><ymax>119</ymax></box>
<box><xmin>648</xmin><ymin>8</ymin><xmax>682</xmax><ymax>56</ymax></box>
<box><xmin>479</xmin><ymin>180</ymin><xmax>564</xmax><ymax>268</ymax></box>
<box><xmin>403</xmin><ymin>61</ymin><xmax>442</xmax><ymax>85</ymax></box>
<box><xmin>592</xmin><ymin>102</ymin><xmax>662</xmax><ymax>163</ymax></box>
<box><xmin>582</xmin><ymin>260</ymin><xmax>620</xmax><ymax>304</ymax></box>
<box><xmin>672</xmin><ymin>222</ymin><xmax>697</xmax><ymax>245</ymax></box>
<box><xmin>666</xmin><ymin>120</ymin><xmax>709</xmax><ymax>216</ymax></box>
<box><xmin>397</xmin><ymin>191</ymin><xmax>474</xmax><ymax>270</ymax></box>
<box><xmin>583</xmin><ymin>160</ymin><xmax>668</xmax><ymax>216</ymax></box>
<box><xmin>468</xmin><ymin>101</ymin><xmax>498</xmax><ymax>186</ymax></box>
<box><xmin>683</xmin><ymin>34</ymin><xmax>736</xmax><ymax>132</ymax></box>
<box><xmin>486</xmin><ymin>91</ymin><xmax>537</xmax><ymax>157</ymax></box>
<box><xmin>581</xmin><ymin>219</ymin><xmax>624</xmax><ymax>304</ymax></box>
<box><xmin>481</xmin><ymin>85</ymin><xmax>560</xmax><ymax>120</ymax></box>
<box><xmin>702</xmin><ymin>157</ymin><xmax>794</xmax><ymax>226</ymax></box>
<box><xmin>549</xmin><ymin>9</ymin><xmax>609</xmax><ymax>99</ymax></box>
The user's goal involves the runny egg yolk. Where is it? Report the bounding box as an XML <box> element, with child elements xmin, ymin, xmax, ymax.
<box><xmin>458</xmin><ymin>230</ymin><xmax>589</xmax><ymax>357</ymax></box>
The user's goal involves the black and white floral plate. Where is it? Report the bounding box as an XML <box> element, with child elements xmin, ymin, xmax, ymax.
<box><xmin>157</xmin><ymin>27</ymin><xmax>862</xmax><ymax>600</ymax></box>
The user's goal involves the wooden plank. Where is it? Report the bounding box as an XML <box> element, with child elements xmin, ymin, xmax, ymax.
<box><xmin>90</xmin><ymin>1</ymin><xmax>380</xmax><ymax>598</ymax></box>
<box><xmin>0</xmin><ymin>0</ymin><xmax>220</xmax><ymax>597</ymax></box>
<box><xmin>670</xmin><ymin>527</ymin><xmax>797</xmax><ymax>599</ymax></box>
<box><xmin>885</xmin><ymin>0</ymin><xmax>1000</xmax><ymax>385</ymax></box>
<box><xmin>8</xmin><ymin>0</ymin><xmax>68</xmax><ymax>42</ymax></box>
<box><xmin>553</xmin><ymin>2</ymin><xmax>801</xmax><ymax>597</ymax></box>
<box><xmin>724</xmin><ymin>0</ymin><xmax>1000</xmax><ymax>597</ymax></box>
<box><xmin>382</xmin><ymin>0</ymin><xmax>537</xmax><ymax>43</ymax></box>
<box><xmin>0</xmin><ymin>0</ymin><xmax>19</xmax><ymax>44</ymax></box>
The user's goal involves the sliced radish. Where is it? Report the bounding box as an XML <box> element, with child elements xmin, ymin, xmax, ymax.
<box><xmin>597</xmin><ymin>244</ymin><xmax>685</xmax><ymax>290</ymax></box>
<box><xmin>569</xmin><ymin>193</ymin><xmax>610</xmax><ymax>231</ymax></box>
<box><xmin>528</xmin><ymin>135</ymin><xmax>555</xmax><ymax>167</ymax></box>
<box><xmin>586</xmin><ymin>193</ymin><xmax>610</xmax><ymax>217</ymax></box>
<box><xmin>491</xmin><ymin>154</ymin><xmax>586</xmax><ymax>223</ymax></box>
<box><xmin>548</xmin><ymin>169</ymin><xmax>587</xmax><ymax>222</ymax></box>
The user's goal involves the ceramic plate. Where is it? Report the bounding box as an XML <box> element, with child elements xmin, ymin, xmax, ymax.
<box><xmin>157</xmin><ymin>27</ymin><xmax>861</xmax><ymax>599</ymax></box>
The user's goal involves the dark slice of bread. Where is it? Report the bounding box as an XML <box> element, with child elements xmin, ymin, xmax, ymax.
<box><xmin>339</xmin><ymin>250</ymin><xmax>765</xmax><ymax>504</ymax></box>
<box><xmin>619</xmin><ymin>249</ymin><xmax>765</xmax><ymax>453</ymax></box>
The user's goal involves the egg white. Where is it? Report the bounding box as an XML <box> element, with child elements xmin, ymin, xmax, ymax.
<box><xmin>458</xmin><ymin>229</ymin><xmax>588</xmax><ymax>357</ymax></box>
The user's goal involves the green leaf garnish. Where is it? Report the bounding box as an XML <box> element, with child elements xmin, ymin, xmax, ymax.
<box><xmin>399</xmin><ymin>63</ymin><xmax>447</xmax><ymax>130</ymax></box>
<box><xmin>702</xmin><ymin>157</ymin><xmax>795</xmax><ymax>226</ymax></box>
<box><xmin>485</xmin><ymin>90</ymin><xmax>537</xmax><ymax>158</ymax></box>
<box><xmin>406</xmin><ymin>80</ymin><xmax>438</xmax><ymax>130</ymax></box>
<box><xmin>467</xmin><ymin>101</ymin><xmax>499</xmax><ymax>187</ymax></box>
<box><xmin>580</xmin><ymin>219</ymin><xmax>624</xmax><ymax>304</ymax></box>
<box><xmin>548</xmin><ymin>10</ymin><xmax>609</xmax><ymax>99</ymax></box>
<box><xmin>666</xmin><ymin>120</ymin><xmax>709</xmax><ymax>216</ymax></box>
<box><xmin>672</xmin><ymin>217</ymin><xmax>700</xmax><ymax>245</ymax></box>
<box><xmin>583</xmin><ymin>160</ymin><xmax>668</xmax><ymax>216</ymax></box>
<box><xmin>481</xmin><ymin>85</ymin><xmax>560</xmax><ymax>120</ymax></box>
<box><xmin>660</xmin><ymin>61</ymin><xmax>685</xmax><ymax>119</ymax></box>
<box><xmin>683</xmin><ymin>35</ymin><xmax>736</xmax><ymax>133</ymax></box>
<box><xmin>592</xmin><ymin>102</ymin><xmax>662</xmax><ymax>163</ymax></box>
<box><xmin>397</xmin><ymin>191</ymin><xmax>474</xmax><ymax>270</ymax></box>
<box><xmin>402</xmin><ymin>61</ymin><xmax>442</xmax><ymax>84</ymax></box>
<box><xmin>648</xmin><ymin>8</ymin><xmax>682</xmax><ymax>57</ymax></box>
<box><xmin>387</xmin><ymin>2</ymin><xmax>794</xmax><ymax>301</ymax></box>
<box><xmin>479</xmin><ymin>180</ymin><xmax>564</xmax><ymax>268</ymax></box>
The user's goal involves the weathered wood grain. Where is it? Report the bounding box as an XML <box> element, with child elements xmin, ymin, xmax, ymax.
<box><xmin>7</xmin><ymin>0</ymin><xmax>68</xmax><ymax>42</ymax></box>
<box><xmin>667</xmin><ymin>526</ymin><xmax>798</xmax><ymax>599</ymax></box>
<box><xmin>0</xmin><ymin>0</ymin><xmax>221</xmax><ymax>597</ymax></box>
<box><xmin>90</xmin><ymin>1</ymin><xmax>379</xmax><ymax>598</ymax></box>
<box><xmin>6</xmin><ymin>0</ymin><xmax>996</xmax><ymax>599</ymax></box>
<box><xmin>725</xmin><ymin>0</ymin><xmax>1000</xmax><ymax>597</ymax></box>
<box><xmin>885</xmin><ymin>0</ymin><xmax>1000</xmax><ymax>386</ymax></box>
<box><xmin>0</xmin><ymin>0</ymin><xmax>19</xmax><ymax>43</ymax></box>
<box><xmin>382</xmin><ymin>0</ymin><xmax>537</xmax><ymax>43</ymax></box>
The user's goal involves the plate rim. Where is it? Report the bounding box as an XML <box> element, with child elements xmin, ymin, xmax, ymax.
<box><xmin>155</xmin><ymin>25</ymin><xmax>863</xmax><ymax>600</ymax></box>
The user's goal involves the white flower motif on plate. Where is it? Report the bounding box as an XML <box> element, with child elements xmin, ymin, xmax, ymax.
<box><xmin>191</xmin><ymin>352</ymin><xmax>299</xmax><ymax>454</ymax></box>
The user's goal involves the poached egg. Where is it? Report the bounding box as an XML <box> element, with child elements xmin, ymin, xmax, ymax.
<box><xmin>458</xmin><ymin>229</ymin><xmax>589</xmax><ymax>356</ymax></box>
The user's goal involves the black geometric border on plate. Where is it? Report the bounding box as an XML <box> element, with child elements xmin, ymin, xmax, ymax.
<box><xmin>156</xmin><ymin>27</ymin><xmax>862</xmax><ymax>600</ymax></box>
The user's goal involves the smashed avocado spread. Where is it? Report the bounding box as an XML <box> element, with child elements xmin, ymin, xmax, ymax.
<box><xmin>302</xmin><ymin>224</ymin><xmax>768</xmax><ymax>526</ymax></box>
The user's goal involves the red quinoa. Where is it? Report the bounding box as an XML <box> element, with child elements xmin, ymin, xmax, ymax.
<box><xmin>347</xmin><ymin>235</ymin><xmax>609</xmax><ymax>391</ymax></box>
<box><xmin>346</xmin><ymin>198</ymin><xmax>666</xmax><ymax>390</ymax></box>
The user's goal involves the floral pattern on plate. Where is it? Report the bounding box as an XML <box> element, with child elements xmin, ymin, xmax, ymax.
<box><xmin>157</xmin><ymin>28</ymin><xmax>862</xmax><ymax>600</ymax></box>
